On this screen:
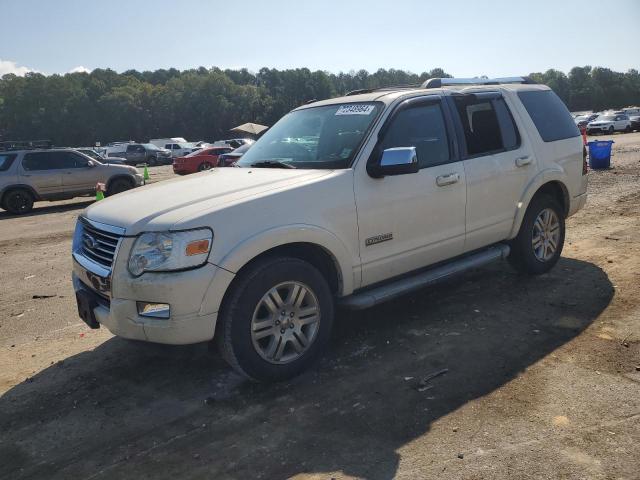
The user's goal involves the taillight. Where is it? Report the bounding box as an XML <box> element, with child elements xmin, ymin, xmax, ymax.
<box><xmin>582</xmin><ymin>146</ymin><xmax>588</xmax><ymax>175</ymax></box>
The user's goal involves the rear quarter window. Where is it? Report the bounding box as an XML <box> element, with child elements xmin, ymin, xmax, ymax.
<box><xmin>517</xmin><ymin>90</ymin><xmax>580</xmax><ymax>142</ymax></box>
<box><xmin>0</xmin><ymin>153</ymin><xmax>17</xmax><ymax>171</ymax></box>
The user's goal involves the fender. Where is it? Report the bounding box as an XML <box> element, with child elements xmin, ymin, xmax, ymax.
<box><xmin>215</xmin><ymin>223</ymin><xmax>355</xmax><ymax>296</ymax></box>
<box><xmin>507</xmin><ymin>167</ymin><xmax>569</xmax><ymax>239</ymax></box>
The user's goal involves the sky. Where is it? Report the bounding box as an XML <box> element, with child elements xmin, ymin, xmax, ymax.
<box><xmin>1</xmin><ymin>0</ymin><xmax>639</xmax><ymax>78</ymax></box>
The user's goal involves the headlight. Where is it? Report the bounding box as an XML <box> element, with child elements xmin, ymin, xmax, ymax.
<box><xmin>128</xmin><ymin>229</ymin><xmax>213</xmax><ymax>276</ymax></box>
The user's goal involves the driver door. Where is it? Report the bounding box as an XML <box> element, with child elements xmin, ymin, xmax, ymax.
<box><xmin>354</xmin><ymin>96</ymin><xmax>467</xmax><ymax>287</ymax></box>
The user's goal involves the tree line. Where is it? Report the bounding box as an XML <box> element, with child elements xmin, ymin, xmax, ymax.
<box><xmin>0</xmin><ymin>66</ymin><xmax>638</xmax><ymax>147</ymax></box>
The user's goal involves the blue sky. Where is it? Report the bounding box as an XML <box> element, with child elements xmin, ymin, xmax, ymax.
<box><xmin>1</xmin><ymin>0</ymin><xmax>639</xmax><ymax>77</ymax></box>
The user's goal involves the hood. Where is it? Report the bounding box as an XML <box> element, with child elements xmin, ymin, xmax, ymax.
<box><xmin>84</xmin><ymin>167</ymin><xmax>333</xmax><ymax>234</ymax></box>
<box><xmin>589</xmin><ymin>120</ymin><xmax>613</xmax><ymax>125</ymax></box>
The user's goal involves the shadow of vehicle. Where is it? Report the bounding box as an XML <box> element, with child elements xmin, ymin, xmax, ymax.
<box><xmin>0</xmin><ymin>199</ymin><xmax>93</xmax><ymax>220</ymax></box>
<box><xmin>0</xmin><ymin>258</ymin><xmax>613</xmax><ymax>479</ymax></box>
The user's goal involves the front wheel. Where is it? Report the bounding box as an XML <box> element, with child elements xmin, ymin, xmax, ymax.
<box><xmin>106</xmin><ymin>178</ymin><xmax>133</xmax><ymax>196</ymax></box>
<box><xmin>217</xmin><ymin>257</ymin><xmax>334</xmax><ymax>382</ymax></box>
<box><xmin>508</xmin><ymin>194</ymin><xmax>565</xmax><ymax>275</ymax></box>
<box><xmin>198</xmin><ymin>162</ymin><xmax>213</xmax><ymax>171</ymax></box>
<box><xmin>608</xmin><ymin>126</ymin><xmax>614</xmax><ymax>134</ymax></box>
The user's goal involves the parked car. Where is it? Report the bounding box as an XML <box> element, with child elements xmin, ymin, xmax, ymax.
<box><xmin>586</xmin><ymin>113</ymin><xmax>632</xmax><ymax>134</ymax></box>
<box><xmin>107</xmin><ymin>143</ymin><xmax>172</xmax><ymax>166</ymax></box>
<box><xmin>76</xmin><ymin>148</ymin><xmax>126</xmax><ymax>165</ymax></box>
<box><xmin>629</xmin><ymin>115</ymin><xmax>640</xmax><ymax>132</ymax></box>
<box><xmin>173</xmin><ymin>147</ymin><xmax>234</xmax><ymax>175</ymax></box>
<box><xmin>574</xmin><ymin>113</ymin><xmax>598</xmax><ymax>129</ymax></box>
<box><xmin>149</xmin><ymin>137</ymin><xmax>188</xmax><ymax>148</ymax></box>
<box><xmin>72</xmin><ymin>77</ymin><xmax>587</xmax><ymax>381</ymax></box>
<box><xmin>163</xmin><ymin>142</ymin><xmax>198</xmax><ymax>158</ymax></box>
<box><xmin>0</xmin><ymin>148</ymin><xmax>143</xmax><ymax>214</ymax></box>
<box><xmin>217</xmin><ymin>143</ymin><xmax>252</xmax><ymax>166</ymax></box>
<box><xmin>212</xmin><ymin>138</ymin><xmax>255</xmax><ymax>149</ymax></box>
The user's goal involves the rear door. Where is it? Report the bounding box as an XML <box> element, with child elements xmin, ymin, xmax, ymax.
<box><xmin>19</xmin><ymin>152</ymin><xmax>65</xmax><ymax>196</ymax></box>
<box><xmin>448</xmin><ymin>92</ymin><xmax>536</xmax><ymax>252</ymax></box>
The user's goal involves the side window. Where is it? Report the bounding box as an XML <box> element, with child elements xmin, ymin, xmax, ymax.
<box><xmin>48</xmin><ymin>151</ymin><xmax>76</xmax><ymax>168</ymax></box>
<box><xmin>517</xmin><ymin>90</ymin><xmax>579</xmax><ymax>142</ymax></box>
<box><xmin>453</xmin><ymin>97</ymin><xmax>504</xmax><ymax>156</ymax></box>
<box><xmin>23</xmin><ymin>152</ymin><xmax>56</xmax><ymax>171</ymax></box>
<box><xmin>494</xmin><ymin>98</ymin><xmax>521</xmax><ymax>150</ymax></box>
<box><xmin>164</xmin><ymin>144</ymin><xmax>172</xmax><ymax>149</ymax></box>
<box><xmin>380</xmin><ymin>101</ymin><xmax>450</xmax><ymax>168</ymax></box>
<box><xmin>0</xmin><ymin>153</ymin><xmax>17</xmax><ymax>171</ymax></box>
<box><xmin>67</xmin><ymin>152</ymin><xmax>90</xmax><ymax>168</ymax></box>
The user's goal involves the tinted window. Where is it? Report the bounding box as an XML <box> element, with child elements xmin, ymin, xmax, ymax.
<box><xmin>381</xmin><ymin>102</ymin><xmax>450</xmax><ymax>168</ymax></box>
<box><xmin>494</xmin><ymin>98</ymin><xmax>521</xmax><ymax>150</ymax></box>
<box><xmin>127</xmin><ymin>145</ymin><xmax>145</xmax><ymax>153</ymax></box>
<box><xmin>517</xmin><ymin>90</ymin><xmax>580</xmax><ymax>142</ymax></box>
<box><xmin>0</xmin><ymin>153</ymin><xmax>17</xmax><ymax>171</ymax></box>
<box><xmin>454</xmin><ymin>97</ymin><xmax>503</xmax><ymax>156</ymax></box>
<box><xmin>23</xmin><ymin>152</ymin><xmax>59</xmax><ymax>170</ymax></box>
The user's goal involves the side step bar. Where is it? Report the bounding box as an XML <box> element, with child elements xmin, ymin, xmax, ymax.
<box><xmin>340</xmin><ymin>244</ymin><xmax>510</xmax><ymax>310</ymax></box>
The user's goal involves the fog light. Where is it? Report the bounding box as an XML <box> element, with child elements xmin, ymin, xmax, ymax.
<box><xmin>137</xmin><ymin>302</ymin><xmax>170</xmax><ymax>319</ymax></box>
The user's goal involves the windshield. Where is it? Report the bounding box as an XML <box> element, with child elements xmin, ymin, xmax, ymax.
<box><xmin>597</xmin><ymin>115</ymin><xmax>616</xmax><ymax>121</ymax></box>
<box><xmin>236</xmin><ymin>102</ymin><xmax>382</xmax><ymax>169</ymax></box>
<box><xmin>143</xmin><ymin>143</ymin><xmax>161</xmax><ymax>150</ymax></box>
<box><xmin>230</xmin><ymin>144</ymin><xmax>251</xmax><ymax>155</ymax></box>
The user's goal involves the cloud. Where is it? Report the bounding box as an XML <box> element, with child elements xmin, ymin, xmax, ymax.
<box><xmin>0</xmin><ymin>58</ymin><xmax>35</xmax><ymax>77</ymax></box>
<box><xmin>69</xmin><ymin>65</ymin><xmax>92</xmax><ymax>74</ymax></box>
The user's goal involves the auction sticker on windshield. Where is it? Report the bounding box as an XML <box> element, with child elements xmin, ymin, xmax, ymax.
<box><xmin>335</xmin><ymin>104</ymin><xmax>375</xmax><ymax>115</ymax></box>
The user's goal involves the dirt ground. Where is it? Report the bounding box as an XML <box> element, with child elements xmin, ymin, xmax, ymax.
<box><xmin>1</xmin><ymin>136</ymin><xmax>639</xmax><ymax>480</ymax></box>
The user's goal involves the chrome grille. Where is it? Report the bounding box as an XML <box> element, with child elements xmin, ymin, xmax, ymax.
<box><xmin>80</xmin><ymin>220</ymin><xmax>123</xmax><ymax>268</ymax></box>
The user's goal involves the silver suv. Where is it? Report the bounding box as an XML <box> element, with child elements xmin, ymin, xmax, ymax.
<box><xmin>0</xmin><ymin>148</ymin><xmax>143</xmax><ymax>214</ymax></box>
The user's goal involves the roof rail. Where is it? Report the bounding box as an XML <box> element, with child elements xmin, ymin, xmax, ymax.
<box><xmin>0</xmin><ymin>139</ymin><xmax>53</xmax><ymax>151</ymax></box>
<box><xmin>422</xmin><ymin>76</ymin><xmax>536</xmax><ymax>89</ymax></box>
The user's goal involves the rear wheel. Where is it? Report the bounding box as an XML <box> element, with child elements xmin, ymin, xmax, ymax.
<box><xmin>608</xmin><ymin>126</ymin><xmax>614</xmax><ymax>134</ymax></box>
<box><xmin>3</xmin><ymin>189</ymin><xmax>34</xmax><ymax>215</ymax></box>
<box><xmin>217</xmin><ymin>257</ymin><xmax>334</xmax><ymax>382</ymax></box>
<box><xmin>198</xmin><ymin>162</ymin><xmax>213</xmax><ymax>171</ymax></box>
<box><xmin>106</xmin><ymin>178</ymin><xmax>133</xmax><ymax>196</ymax></box>
<box><xmin>508</xmin><ymin>194</ymin><xmax>565</xmax><ymax>275</ymax></box>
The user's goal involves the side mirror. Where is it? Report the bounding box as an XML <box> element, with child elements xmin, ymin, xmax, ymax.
<box><xmin>87</xmin><ymin>160</ymin><xmax>96</xmax><ymax>167</ymax></box>
<box><xmin>368</xmin><ymin>147</ymin><xmax>419</xmax><ymax>178</ymax></box>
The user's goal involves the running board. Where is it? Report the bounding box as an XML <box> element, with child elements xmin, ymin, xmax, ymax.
<box><xmin>340</xmin><ymin>244</ymin><xmax>510</xmax><ymax>310</ymax></box>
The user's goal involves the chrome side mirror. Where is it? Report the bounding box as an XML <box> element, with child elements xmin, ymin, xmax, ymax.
<box><xmin>368</xmin><ymin>146</ymin><xmax>419</xmax><ymax>178</ymax></box>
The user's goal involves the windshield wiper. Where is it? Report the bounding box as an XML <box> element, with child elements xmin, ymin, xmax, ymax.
<box><xmin>249</xmin><ymin>160</ymin><xmax>296</xmax><ymax>169</ymax></box>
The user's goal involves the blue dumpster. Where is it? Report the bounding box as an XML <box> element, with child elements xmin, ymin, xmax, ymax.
<box><xmin>587</xmin><ymin>140</ymin><xmax>614</xmax><ymax>169</ymax></box>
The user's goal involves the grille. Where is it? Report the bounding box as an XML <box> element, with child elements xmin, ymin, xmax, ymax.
<box><xmin>80</xmin><ymin>220</ymin><xmax>123</xmax><ymax>268</ymax></box>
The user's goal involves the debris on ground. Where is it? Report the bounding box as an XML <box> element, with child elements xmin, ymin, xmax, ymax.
<box><xmin>32</xmin><ymin>294</ymin><xmax>56</xmax><ymax>299</ymax></box>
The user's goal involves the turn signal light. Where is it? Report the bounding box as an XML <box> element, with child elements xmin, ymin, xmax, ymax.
<box><xmin>185</xmin><ymin>239</ymin><xmax>210</xmax><ymax>256</ymax></box>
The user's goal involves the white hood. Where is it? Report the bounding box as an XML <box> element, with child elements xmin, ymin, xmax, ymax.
<box><xmin>83</xmin><ymin>167</ymin><xmax>333</xmax><ymax>234</ymax></box>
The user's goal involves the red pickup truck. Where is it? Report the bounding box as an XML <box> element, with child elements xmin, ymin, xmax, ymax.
<box><xmin>173</xmin><ymin>147</ymin><xmax>233</xmax><ymax>175</ymax></box>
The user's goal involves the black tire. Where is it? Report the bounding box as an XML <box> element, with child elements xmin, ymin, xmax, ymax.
<box><xmin>147</xmin><ymin>156</ymin><xmax>157</xmax><ymax>166</ymax></box>
<box><xmin>106</xmin><ymin>178</ymin><xmax>133</xmax><ymax>197</ymax></box>
<box><xmin>3</xmin><ymin>189</ymin><xmax>34</xmax><ymax>215</ymax></box>
<box><xmin>197</xmin><ymin>162</ymin><xmax>213</xmax><ymax>171</ymax></box>
<box><xmin>608</xmin><ymin>126</ymin><xmax>614</xmax><ymax>134</ymax></box>
<box><xmin>508</xmin><ymin>194</ymin><xmax>565</xmax><ymax>275</ymax></box>
<box><xmin>217</xmin><ymin>256</ymin><xmax>334</xmax><ymax>382</ymax></box>
<box><xmin>625</xmin><ymin>125</ymin><xmax>632</xmax><ymax>133</ymax></box>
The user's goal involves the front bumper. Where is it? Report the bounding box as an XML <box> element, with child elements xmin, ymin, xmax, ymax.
<box><xmin>586</xmin><ymin>125</ymin><xmax>613</xmax><ymax>134</ymax></box>
<box><xmin>134</xmin><ymin>173</ymin><xmax>144</xmax><ymax>186</ymax></box>
<box><xmin>72</xmin><ymin>232</ymin><xmax>235</xmax><ymax>345</ymax></box>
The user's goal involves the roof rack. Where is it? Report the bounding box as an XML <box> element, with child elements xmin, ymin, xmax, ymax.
<box><xmin>422</xmin><ymin>76</ymin><xmax>535</xmax><ymax>89</ymax></box>
<box><xmin>0</xmin><ymin>139</ymin><xmax>53</xmax><ymax>151</ymax></box>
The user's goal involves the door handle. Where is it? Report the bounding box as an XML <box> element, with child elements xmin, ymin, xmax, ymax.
<box><xmin>515</xmin><ymin>155</ymin><xmax>532</xmax><ymax>167</ymax></box>
<box><xmin>436</xmin><ymin>173</ymin><xmax>460</xmax><ymax>187</ymax></box>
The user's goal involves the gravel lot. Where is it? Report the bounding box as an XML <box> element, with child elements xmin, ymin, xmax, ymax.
<box><xmin>1</xmin><ymin>137</ymin><xmax>639</xmax><ymax>480</ymax></box>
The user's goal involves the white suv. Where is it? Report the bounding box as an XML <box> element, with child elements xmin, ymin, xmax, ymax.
<box><xmin>72</xmin><ymin>77</ymin><xmax>588</xmax><ymax>381</ymax></box>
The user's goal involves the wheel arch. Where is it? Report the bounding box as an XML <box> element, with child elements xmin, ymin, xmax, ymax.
<box><xmin>0</xmin><ymin>184</ymin><xmax>41</xmax><ymax>204</ymax></box>
<box><xmin>106</xmin><ymin>174</ymin><xmax>135</xmax><ymax>191</ymax></box>
<box><xmin>508</xmin><ymin>173</ymin><xmax>570</xmax><ymax>239</ymax></box>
